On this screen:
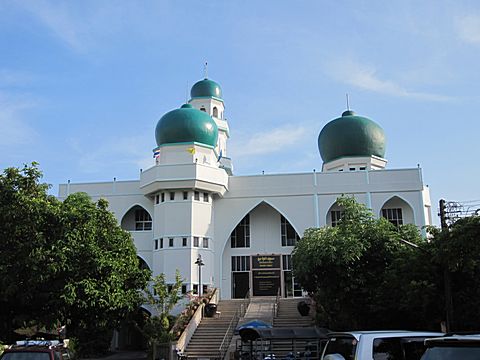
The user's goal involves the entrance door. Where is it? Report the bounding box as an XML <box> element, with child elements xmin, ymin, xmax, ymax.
<box><xmin>233</xmin><ymin>272</ymin><xmax>249</xmax><ymax>298</ymax></box>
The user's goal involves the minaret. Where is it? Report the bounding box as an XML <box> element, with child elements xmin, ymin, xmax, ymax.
<box><xmin>189</xmin><ymin>77</ymin><xmax>233</xmax><ymax>175</ymax></box>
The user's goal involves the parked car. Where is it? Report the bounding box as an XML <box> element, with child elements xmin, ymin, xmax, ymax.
<box><xmin>420</xmin><ymin>334</ymin><xmax>480</xmax><ymax>359</ymax></box>
<box><xmin>321</xmin><ymin>331</ymin><xmax>443</xmax><ymax>360</ymax></box>
<box><xmin>0</xmin><ymin>340</ymin><xmax>71</xmax><ymax>360</ymax></box>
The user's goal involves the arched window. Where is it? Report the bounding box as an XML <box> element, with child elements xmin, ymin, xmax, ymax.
<box><xmin>200</xmin><ymin>107</ymin><xmax>206</xmax><ymax>112</ymax></box>
<box><xmin>327</xmin><ymin>202</ymin><xmax>344</xmax><ymax>227</ymax></box>
<box><xmin>212</xmin><ymin>107</ymin><xmax>218</xmax><ymax>118</ymax></box>
<box><xmin>230</xmin><ymin>214</ymin><xmax>250</xmax><ymax>248</ymax></box>
<box><xmin>121</xmin><ymin>206</ymin><xmax>152</xmax><ymax>231</ymax></box>
<box><xmin>281</xmin><ymin>215</ymin><xmax>300</xmax><ymax>246</ymax></box>
<box><xmin>380</xmin><ymin>196</ymin><xmax>414</xmax><ymax>226</ymax></box>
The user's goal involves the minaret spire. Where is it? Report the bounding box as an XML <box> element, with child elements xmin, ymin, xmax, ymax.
<box><xmin>346</xmin><ymin>93</ymin><xmax>350</xmax><ymax>110</ymax></box>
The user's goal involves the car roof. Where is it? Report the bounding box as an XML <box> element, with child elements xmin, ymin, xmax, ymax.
<box><xmin>425</xmin><ymin>334</ymin><xmax>480</xmax><ymax>346</ymax></box>
<box><xmin>327</xmin><ymin>331</ymin><xmax>444</xmax><ymax>341</ymax></box>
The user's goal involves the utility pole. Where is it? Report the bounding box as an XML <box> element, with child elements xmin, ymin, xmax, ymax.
<box><xmin>439</xmin><ymin>199</ymin><xmax>453</xmax><ymax>332</ymax></box>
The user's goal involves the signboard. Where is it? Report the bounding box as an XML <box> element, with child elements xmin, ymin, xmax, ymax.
<box><xmin>252</xmin><ymin>270</ymin><xmax>281</xmax><ymax>296</ymax></box>
<box><xmin>252</xmin><ymin>255</ymin><xmax>280</xmax><ymax>269</ymax></box>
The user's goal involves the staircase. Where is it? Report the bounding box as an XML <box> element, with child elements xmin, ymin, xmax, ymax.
<box><xmin>273</xmin><ymin>298</ymin><xmax>314</xmax><ymax>327</ymax></box>
<box><xmin>184</xmin><ymin>300</ymin><xmax>244</xmax><ymax>359</ymax></box>
<box><xmin>270</xmin><ymin>298</ymin><xmax>317</xmax><ymax>359</ymax></box>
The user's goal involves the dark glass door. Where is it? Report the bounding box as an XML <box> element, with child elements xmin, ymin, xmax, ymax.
<box><xmin>233</xmin><ymin>272</ymin><xmax>249</xmax><ymax>298</ymax></box>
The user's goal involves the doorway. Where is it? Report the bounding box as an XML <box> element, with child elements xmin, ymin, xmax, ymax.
<box><xmin>233</xmin><ymin>272</ymin><xmax>250</xmax><ymax>298</ymax></box>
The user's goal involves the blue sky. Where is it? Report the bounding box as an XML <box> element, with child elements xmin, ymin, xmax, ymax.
<box><xmin>1</xmin><ymin>0</ymin><xmax>480</xmax><ymax>224</ymax></box>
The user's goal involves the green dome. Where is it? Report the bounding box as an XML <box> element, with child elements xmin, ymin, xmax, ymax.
<box><xmin>155</xmin><ymin>104</ymin><xmax>218</xmax><ymax>147</ymax></box>
<box><xmin>318</xmin><ymin>110</ymin><xmax>386</xmax><ymax>163</ymax></box>
<box><xmin>191</xmin><ymin>78</ymin><xmax>222</xmax><ymax>99</ymax></box>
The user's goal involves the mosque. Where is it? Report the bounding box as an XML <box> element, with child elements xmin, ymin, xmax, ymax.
<box><xmin>58</xmin><ymin>77</ymin><xmax>432</xmax><ymax>300</ymax></box>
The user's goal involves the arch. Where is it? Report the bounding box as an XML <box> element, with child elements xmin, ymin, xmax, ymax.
<box><xmin>121</xmin><ymin>204</ymin><xmax>153</xmax><ymax>231</ymax></box>
<box><xmin>137</xmin><ymin>256</ymin><xmax>151</xmax><ymax>271</ymax></box>
<box><xmin>212</xmin><ymin>106</ymin><xmax>218</xmax><ymax>118</ymax></box>
<box><xmin>379</xmin><ymin>195</ymin><xmax>415</xmax><ymax>226</ymax></box>
<box><xmin>326</xmin><ymin>201</ymin><xmax>344</xmax><ymax>227</ymax></box>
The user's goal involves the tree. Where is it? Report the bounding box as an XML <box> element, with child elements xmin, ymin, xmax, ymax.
<box><xmin>292</xmin><ymin>196</ymin><xmax>428</xmax><ymax>330</ymax></box>
<box><xmin>430</xmin><ymin>215</ymin><xmax>480</xmax><ymax>331</ymax></box>
<box><xmin>136</xmin><ymin>271</ymin><xmax>183</xmax><ymax>360</ymax></box>
<box><xmin>0</xmin><ymin>163</ymin><xmax>150</xmax><ymax>354</ymax></box>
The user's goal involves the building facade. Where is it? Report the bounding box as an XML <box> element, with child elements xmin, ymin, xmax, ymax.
<box><xmin>58</xmin><ymin>78</ymin><xmax>432</xmax><ymax>300</ymax></box>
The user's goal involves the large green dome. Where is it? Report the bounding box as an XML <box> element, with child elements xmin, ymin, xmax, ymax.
<box><xmin>155</xmin><ymin>104</ymin><xmax>218</xmax><ymax>147</ymax></box>
<box><xmin>318</xmin><ymin>110</ymin><xmax>386</xmax><ymax>163</ymax></box>
<box><xmin>190</xmin><ymin>78</ymin><xmax>222</xmax><ymax>99</ymax></box>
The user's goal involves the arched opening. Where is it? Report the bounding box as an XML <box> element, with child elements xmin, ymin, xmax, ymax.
<box><xmin>116</xmin><ymin>307</ymin><xmax>150</xmax><ymax>350</ymax></box>
<box><xmin>212</xmin><ymin>106</ymin><xmax>218</xmax><ymax>118</ymax></box>
<box><xmin>137</xmin><ymin>256</ymin><xmax>150</xmax><ymax>271</ymax></box>
<box><xmin>326</xmin><ymin>201</ymin><xmax>344</xmax><ymax>227</ymax></box>
<box><xmin>380</xmin><ymin>196</ymin><xmax>414</xmax><ymax>226</ymax></box>
<box><xmin>224</xmin><ymin>202</ymin><xmax>302</xmax><ymax>298</ymax></box>
<box><xmin>121</xmin><ymin>205</ymin><xmax>152</xmax><ymax>231</ymax></box>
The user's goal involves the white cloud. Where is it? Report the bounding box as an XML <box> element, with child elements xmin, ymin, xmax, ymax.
<box><xmin>231</xmin><ymin>125</ymin><xmax>306</xmax><ymax>158</ymax></box>
<box><xmin>69</xmin><ymin>134</ymin><xmax>154</xmax><ymax>175</ymax></box>
<box><xmin>455</xmin><ymin>14</ymin><xmax>480</xmax><ymax>44</ymax></box>
<box><xmin>327</xmin><ymin>59</ymin><xmax>452</xmax><ymax>102</ymax></box>
<box><xmin>0</xmin><ymin>93</ymin><xmax>37</xmax><ymax>147</ymax></box>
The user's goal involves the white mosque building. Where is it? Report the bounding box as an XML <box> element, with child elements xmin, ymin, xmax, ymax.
<box><xmin>58</xmin><ymin>77</ymin><xmax>432</xmax><ymax>300</ymax></box>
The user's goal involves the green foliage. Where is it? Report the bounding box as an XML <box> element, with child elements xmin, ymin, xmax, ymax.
<box><xmin>137</xmin><ymin>271</ymin><xmax>183</xmax><ymax>345</ymax></box>
<box><xmin>292</xmin><ymin>196</ymin><xmax>429</xmax><ymax>330</ymax></box>
<box><xmin>0</xmin><ymin>163</ymin><xmax>150</xmax><ymax>353</ymax></box>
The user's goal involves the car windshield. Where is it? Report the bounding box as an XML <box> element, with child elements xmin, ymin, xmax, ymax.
<box><xmin>323</xmin><ymin>336</ymin><xmax>357</xmax><ymax>360</ymax></box>
<box><xmin>1</xmin><ymin>353</ymin><xmax>50</xmax><ymax>360</ymax></box>
<box><xmin>421</xmin><ymin>346</ymin><xmax>480</xmax><ymax>360</ymax></box>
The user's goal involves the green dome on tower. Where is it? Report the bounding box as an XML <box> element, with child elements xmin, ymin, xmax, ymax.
<box><xmin>318</xmin><ymin>110</ymin><xmax>386</xmax><ymax>163</ymax></box>
<box><xmin>190</xmin><ymin>78</ymin><xmax>223</xmax><ymax>99</ymax></box>
<box><xmin>155</xmin><ymin>104</ymin><xmax>218</xmax><ymax>147</ymax></box>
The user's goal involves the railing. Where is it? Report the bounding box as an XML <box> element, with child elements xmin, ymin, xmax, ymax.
<box><xmin>273</xmin><ymin>287</ymin><xmax>281</xmax><ymax>320</ymax></box>
<box><xmin>218</xmin><ymin>289</ymin><xmax>250</xmax><ymax>360</ymax></box>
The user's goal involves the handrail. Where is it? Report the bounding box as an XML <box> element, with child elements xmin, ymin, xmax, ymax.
<box><xmin>218</xmin><ymin>289</ymin><xmax>250</xmax><ymax>360</ymax></box>
<box><xmin>273</xmin><ymin>286</ymin><xmax>281</xmax><ymax>320</ymax></box>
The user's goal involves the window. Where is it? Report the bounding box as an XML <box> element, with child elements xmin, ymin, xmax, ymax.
<box><xmin>382</xmin><ymin>208</ymin><xmax>403</xmax><ymax>227</ymax></box>
<box><xmin>282</xmin><ymin>254</ymin><xmax>292</xmax><ymax>270</ymax></box>
<box><xmin>155</xmin><ymin>195</ymin><xmax>159</xmax><ymax>204</ymax></box>
<box><xmin>200</xmin><ymin>107</ymin><xmax>206</xmax><ymax>112</ymax></box>
<box><xmin>182</xmin><ymin>237</ymin><xmax>187</xmax><ymax>247</ymax></box>
<box><xmin>213</xmin><ymin>106</ymin><xmax>218</xmax><ymax>118</ymax></box>
<box><xmin>159</xmin><ymin>238</ymin><xmax>163</xmax><ymax>248</ymax></box>
<box><xmin>167</xmin><ymin>284</ymin><xmax>173</xmax><ymax>292</ymax></box>
<box><xmin>230</xmin><ymin>214</ymin><xmax>250</xmax><ymax>248</ymax></box>
<box><xmin>193</xmin><ymin>236</ymin><xmax>199</xmax><ymax>247</ymax></box>
<box><xmin>203</xmin><ymin>237</ymin><xmax>209</xmax><ymax>248</ymax></box>
<box><xmin>161</xmin><ymin>193</ymin><xmax>165</xmax><ymax>202</ymax></box>
<box><xmin>154</xmin><ymin>239</ymin><xmax>159</xmax><ymax>250</ymax></box>
<box><xmin>281</xmin><ymin>215</ymin><xmax>299</xmax><ymax>246</ymax></box>
<box><xmin>193</xmin><ymin>284</ymin><xmax>199</xmax><ymax>294</ymax></box>
<box><xmin>203</xmin><ymin>284</ymin><xmax>208</xmax><ymax>294</ymax></box>
<box><xmin>331</xmin><ymin>210</ymin><xmax>344</xmax><ymax>227</ymax></box>
<box><xmin>194</xmin><ymin>191</ymin><xmax>200</xmax><ymax>201</ymax></box>
<box><xmin>169</xmin><ymin>238</ymin><xmax>174</xmax><ymax>247</ymax></box>
<box><xmin>183</xmin><ymin>191</ymin><xmax>188</xmax><ymax>200</ymax></box>
<box><xmin>135</xmin><ymin>209</ymin><xmax>152</xmax><ymax>231</ymax></box>
<box><xmin>359</xmin><ymin>166</ymin><xmax>366</xmax><ymax>170</ymax></box>
<box><xmin>231</xmin><ymin>256</ymin><xmax>250</xmax><ymax>271</ymax></box>
<box><xmin>170</xmin><ymin>192</ymin><xmax>175</xmax><ymax>201</ymax></box>
<box><xmin>349</xmin><ymin>167</ymin><xmax>356</xmax><ymax>171</ymax></box>
<box><xmin>203</xmin><ymin>192</ymin><xmax>209</xmax><ymax>202</ymax></box>
<box><xmin>181</xmin><ymin>284</ymin><xmax>187</xmax><ymax>294</ymax></box>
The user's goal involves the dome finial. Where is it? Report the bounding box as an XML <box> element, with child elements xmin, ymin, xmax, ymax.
<box><xmin>346</xmin><ymin>93</ymin><xmax>350</xmax><ymax>111</ymax></box>
<box><xmin>204</xmin><ymin>61</ymin><xmax>208</xmax><ymax>79</ymax></box>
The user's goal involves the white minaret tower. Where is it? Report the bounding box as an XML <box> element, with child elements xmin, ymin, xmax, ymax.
<box><xmin>188</xmin><ymin>74</ymin><xmax>233</xmax><ymax>174</ymax></box>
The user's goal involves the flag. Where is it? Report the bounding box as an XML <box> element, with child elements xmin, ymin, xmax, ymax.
<box><xmin>187</xmin><ymin>147</ymin><xmax>196</xmax><ymax>154</ymax></box>
<box><xmin>153</xmin><ymin>149</ymin><xmax>160</xmax><ymax>158</ymax></box>
<box><xmin>217</xmin><ymin>149</ymin><xmax>223</xmax><ymax>162</ymax></box>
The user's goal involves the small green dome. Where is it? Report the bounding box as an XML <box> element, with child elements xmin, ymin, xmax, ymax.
<box><xmin>318</xmin><ymin>110</ymin><xmax>386</xmax><ymax>163</ymax></box>
<box><xmin>155</xmin><ymin>104</ymin><xmax>218</xmax><ymax>147</ymax></box>
<box><xmin>191</xmin><ymin>78</ymin><xmax>222</xmax><ymax>99</ymax></box>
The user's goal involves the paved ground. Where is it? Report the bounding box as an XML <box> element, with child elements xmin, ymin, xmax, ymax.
<box><xmin>81</xmin><ymin>350</ymin><xmax>147</xmax><ymax>360</ymax></box>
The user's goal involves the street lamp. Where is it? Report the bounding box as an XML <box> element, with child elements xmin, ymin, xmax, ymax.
<box><xmin>195</xmin><ymin>254</ymin><xmax>205</xmax><ymax>296</ymax></box>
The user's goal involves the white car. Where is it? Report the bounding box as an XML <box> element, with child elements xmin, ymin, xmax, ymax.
<box><xmin>321</xmin><ymin>331</ymin><xmax>443</xmax><ymax>360</ymax></box>
<box><xmin>420</xmin><ymin>334</ymin><xmax>480</xmax><ymax>359</ymax></box>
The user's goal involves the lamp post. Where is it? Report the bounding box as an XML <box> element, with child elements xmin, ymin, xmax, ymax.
<box><xmin>195</xmin><ymin>254</ymin><xmax>205</xmax><ymax>296</ymax></box>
